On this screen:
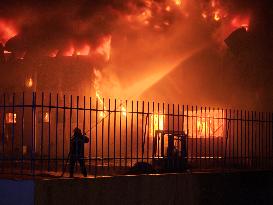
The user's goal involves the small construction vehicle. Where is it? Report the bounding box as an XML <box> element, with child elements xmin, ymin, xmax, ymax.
<box><xmin>152</xmin><ymin>130</ymin><xmax>188</xmax><ymax>171</ymax></box>
<box><xmin>128</xmin><ymin>129</ymin><xmax>188</xmax><ymax>174</ymax></box>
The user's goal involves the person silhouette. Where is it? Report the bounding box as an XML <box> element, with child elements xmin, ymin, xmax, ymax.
<box><xmin>69</xmin><ymin>127</ymin><xmax>89</xmax><ymax>177</ymax></box>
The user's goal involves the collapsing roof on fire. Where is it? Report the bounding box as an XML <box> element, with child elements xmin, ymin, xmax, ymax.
<box><xmin>0</xmin><ymin>0</ymin><xmax>272</xmax><ymax>111</ymax></box>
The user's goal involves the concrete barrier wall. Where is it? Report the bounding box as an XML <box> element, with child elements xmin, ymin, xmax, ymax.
<box><xmin>0</xmin><ymin>179</ymin><xmax>34</xmax><ymax>205</ymax></box>
<box><xmin>35</xmin><ymin>171</ymin><xmax>273</xmax><ymax>205</ymax></box>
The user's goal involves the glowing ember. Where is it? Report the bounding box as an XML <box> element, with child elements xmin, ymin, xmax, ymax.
<box><xmin>48</xmin><ymin>50</ymin><xmax>58</xmax><ymax>57</ymax></box>
<box><xmin>165</xmin><ymin>6</ymin><xmax>171</xmax><ymax>12</ymax></box>
<box><xmin>121</xmin><ymin>105</ymin><xmax>127</xmax><ymax>117</ymax></box>
<box><xmin>25</xmin><ymin>77</ymin><xmax>33</xmax><ymax>88</ymax></box>
<box><xmin>44</xmin><ymin>112</ymin><xmax>50</xmax><ymax>123</ymax></box>
<box><xmin>211</xmin><ymin>0</ymin><xmax>216</xmax><ymax>8</ymax></box>
<box><xmin>201</xmin><ymin>12</ymin><xmax>208</xmax><ymax>19</ymax></box>
<box><xmin>213</xmin><ymin>11</ymin><xmax>221</xmax><ymax>21</ymax></box>
<box><xmin>173</xmin><ymin>0</ymin><xmax>182</xmax><ymax>6</ymax></box>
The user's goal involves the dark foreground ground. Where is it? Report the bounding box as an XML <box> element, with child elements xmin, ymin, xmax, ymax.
<box><xmin>0</xmin><ymin>170</ymin><xmax>273</xmax><ymax>205</ymax></box>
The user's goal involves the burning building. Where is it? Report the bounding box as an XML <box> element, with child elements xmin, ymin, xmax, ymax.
<box><xmin>0</xmin><ymin>0</ymin><xmax>272</xmax><ymax>175</ymax></box>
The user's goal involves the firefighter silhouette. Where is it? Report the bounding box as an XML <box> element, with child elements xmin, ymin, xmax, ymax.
<box><xmin>69</xmin><ymin>127</ymin><xmax>89</xmax><ymax>177</ymax></box>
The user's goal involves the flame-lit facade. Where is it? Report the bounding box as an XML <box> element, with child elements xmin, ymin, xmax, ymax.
<box><xmin>0</xmin><ymin>1</ymin><xmax>272</xmax><ymax>175</ymax></box>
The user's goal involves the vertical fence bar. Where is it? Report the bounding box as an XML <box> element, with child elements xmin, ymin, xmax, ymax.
<box><xmin>62</xmin><ymin>95</ymin><xmax>66</xmax><ymax>173</ymax></box>
<box><xmin>11</xmin><ymin>93</ymin><xmax>15</xmax><ymax>173</ymax></box>
<box><xmin>265</xmin><ymin>112</ymin><xmax>267</xmax><ymax>168</ymax></box>
<box><xmin>261</xmin><ymin>112</ymin><xmax>264</xmax><ymax>168</ymax></box>
<box><xmin>108</xmin><ymin>99</ymin><xmax>110</xmax><ymax>168</ymax></box>
<box><xmin>270</xmin><ymin>112</ymin><xmax>273</xmax><ymax>169</ymax></box>
<box><xmin>31</xmin><ymin>92</ymin><xmax>34</xmax><ymax>175</ymax></box>
<box><xmin>247</xmin><ymin>111</ymin><xmax>250</xmax><ymax>168</ymax></box>
<box><xmin>113</xmin><ymin>99</ymin><xmax>116</xmax><ymax>168</ymax></box>
<box><xmin>141</xmin><ymin>101</ymin><xmax>144</xmax><ymax>163</ymax></box>
<box><xmin>208</xmin><ymin>107</ymin><xmax>211</xmax><ymax>167</ymax></box>
<box><xmin>253</xmin><ymin>111</ymin><xmax>255</xmax><ymax>168</ymax></box>
<box><xmin>251</xmin><ymin>111</ymin><xmax>254</xmax><ymax>168</ymax></box>
<box><xmin>162</xmin><ymin>103</ymin><xmax>165</xmax><ymax>161</ymax></box>
<box><xmin>216</xmin><ymin>108</ymin><xmax>219</xmax><ymax>167</ymax></box>
<box><xmin>130</xmin><ymin>101</ymin><xmax>133</xmax><ymax>167</ymax></box>
<box><xmin>119</xmin><ymin>100</ymin><xmax>122</xmax><ymax>168</ymax></box>
<box><xmin>76</xmin><ymin>96</ymin><xmax>79</xmax><ymax>173</ymax></box>
<box><xmin>244</xmin><ymin>110</ymin><xmax>247</xmax><ymax>168</ymax></box>
<box><xmin>48</xmin><ymin>93</ymin><xmax>52</xmax><ymax>172</ymax></box>
<box><xmin>261</xmin><ymin>112</ymin><xmax>264</xmax><ymax>169</ymax></box>
<box><xmin>102</xmin><ymin>98</ymin><xmax>104</xmax><ymax>169</ymax></box>
<box><xmin>212</xmin><ymin>108</ymin><xmax>215</xmax><ymax>167</ymax></box>
<box><xmin>200</xmin><ymin>107</ymin><xmax>202</xmax><ymax>169</ymax></box>
<box><xmin>89</xmin><ymin>97</ymin><xmax>92</xmax><ymax>173</ymax></box>
<box><xmin>268</xmin><ymin>112</ymin><xmax>270</xmax><ymax>168</ymax></box>
<box><xmin>95</xmin><ymin>98</ymin><xmax>98</xmax><ymax>177</ymax></box>
<box><xmin>1</xmin><ymin>93</ymin><xmax>5</xmax><ymax>173</ymax></box>
<box><xmin>21</xmin><ymin>92</ymin><xmax>25</xmax><ymax>174</ymax></box>
<box><xmin>240</xmin><ymin>110</ymin><xmax>243</xmax><ymax>168</ymax></box>
<box><xmin>172</xmin><ymin>104</ymin><xmax>174</xmax><ymax>168</ymax></box>
<box><xmin>230</xmin><ymin>109</ymin><xmax>233</xmax><ymax>167</ymax></box>
<box><xmin>234</xmin><ymin>110</ymin><xmax>236</xmax><ymax>164</ymax></box>
<box><xmin>177</xmin><ymin>104</ymin><xmax>180</xmax><ymax>169</ymax></box>
<box><xmin>136</xmin><ymin>101</ymin><xmax>138</xmax><ymax>163</ymax></box>
<box><xmin>204</xmin><ymin>107</ymin><xmax>207</xmax><ymax>168</ymax></box>
<box><xmin>83</xmin><ymin>96</ymin><xmax>86</xmax><ymax>168</ymax></box>
<box><xmin>186</xmin><ymin>105</ymin><xmax>188</xmax><ymax>168</ymax></box>
<box><xmin>40</xmin><ymin>93</ymin><xmax>44</xmax><ymax>173</ymax></box>
<box><xmin>147</xmin><ymin>102</ymin><xmax>150</xmax><ymax>165</ymax></box>
<box><xmin>195</xmin><ymin>106</ymin><xmax>198</xmax><ymax>167</ymax></box>
<box><xmin>223</xmin><ymin>109</ymin><xmax>226</xmax><ymax>168</ymax></box>
<box><xmin>167</xmin><ymin>104</ymin><xmax>169</xmax><ymax>168</ymax></box>
<box><xmin>55</xmin><ymin>94</ymin><xmax>59</xmax><ymax>172</ymax></box>
<box><xmin>69</xmin><ymin>95</ymin><xmax>72</xmax><ymax>175</ymax></box>
<box><xmin>191</xmin><ymin>106</ymin><xmax>193</xmax><ymax>164</ymax></box>
<box><xmin>258</xmin><ymin>112</ymin><xmax>261</xmax><ymax>168</ymax></box>
<box><xmin>34</xmin><ymin>93</ymin><xmax>37</xmax><ymax>175</ymax></box>
<box><xmin>30</xmin><ymin>92</ymin><xmax>35</xmax><ymax>175</ymax></box>
<box><xmin>125</xmin><ymin>100</ymin><xmax>128</xmax><ymax>167</ymax></box>
<box><xmin>157</xmin><ymin>103</ymin><xmax>160</xmax><ymax>160</ymax></box>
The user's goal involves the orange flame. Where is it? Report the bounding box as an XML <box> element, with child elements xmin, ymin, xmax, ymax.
<box><xmin>63</xmin><ymin>46</ymin><xmax>75</xmax><ymax>56</ymax></box>
<box><xmin>213</xmin><ymin>11</ymin><xmax>221</xmax><ymax>21</ymax></box>
<box><xmin>150</xmin><ymin>114</ymin><xmax>164</xmax><ymax>136</ymax></box>
<box><xmin>95</xmin><ymin>35</ymin><xmax>112</xmax><ymax>61</ymax></box>
<box><xmin>75</xmin><ymin>44</ymin><xmax>90</xmax><ymax>56</ymax></box>
<box><xmin>231</xmin><ymin>16</ymin><xmax>250</xmax><ymax>31</ymax></box>
<box><xmin>25</xmin><ymin>77</ymin><xmax>33</xmax><ymax>88</ymax></box>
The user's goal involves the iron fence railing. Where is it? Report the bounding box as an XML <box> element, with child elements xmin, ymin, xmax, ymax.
<box><xmin>0</xmin><ymin>92</ymin><xmax>272</xmax><ymax>177</ymax></box>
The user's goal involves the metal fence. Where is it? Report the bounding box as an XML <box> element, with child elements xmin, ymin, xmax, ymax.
<box><xmin>0</xmin><ymin>92</ymin><xmax>272</xmax><ymax>177</ymax></box>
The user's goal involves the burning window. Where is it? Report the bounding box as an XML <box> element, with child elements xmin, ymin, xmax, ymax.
<box><xmin>150</xmin><ymin>114</ymin><xmax>164</xmax><ymax>136</ymax></box>
<box><xmin>5</xmin><ymin>113</ymin><xmax>16</xmax><ymax>124</ymax></box>
<box><xmin>187</xmin><ymin>110</ymin><xmax>225</xmax><ymax>138</ymax></box>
